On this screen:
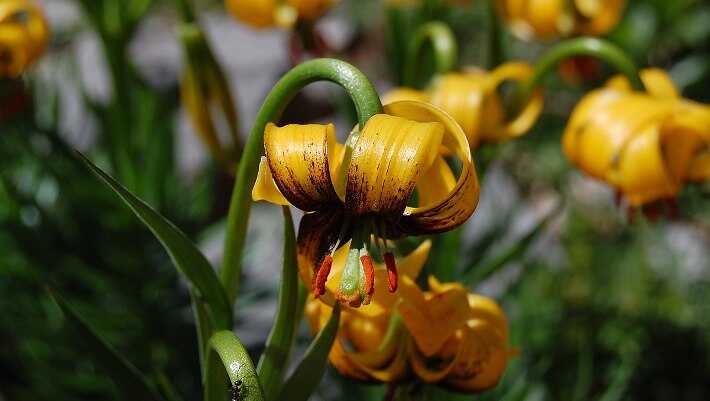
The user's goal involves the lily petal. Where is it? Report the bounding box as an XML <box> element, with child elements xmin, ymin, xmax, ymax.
<box><xmin>385</xmin><ymin>101</ymin><xmax>480</xmax><ymax>235</ymax></box>
<box><xmin>396</xmin><ymin>276</ymin><xmax>471</xmax><ymax>357</ymax></box>
<box><xmin>264</xmin><ymin>122</ymin><xmax>341</xmax><ymax>212</ymax></box>
<box><xmin>382</xmin><ymin>87</ymin><xmax>429</xmax><ymax>105</ymax></box>
<box><xmin>417</xmin><ymin>157</ymin><xmax>457</xmax><ymax>210</ymax></box>
<box><xmin>484</xmin><ymin>62</ymin><xmax>544</xmax><ymax>140</ymax></box>
<box><xmin>606</xmin><ymin>68</ymin><xmax>679</xmax><ymax>99</ymax></box>
<box><xmin>345</xmin><ymin>114</ymin><xmax>445</xmax><ymax>216</ymax></box>
<box><xmin>252</xmin><ymin>156</ymin><xmax>290</xmax><ymax>205</ymax></box>
<box><xmin>444</xmin><ymin>322</ymin><xmax>510</xmax><ymax>392</ymax></box>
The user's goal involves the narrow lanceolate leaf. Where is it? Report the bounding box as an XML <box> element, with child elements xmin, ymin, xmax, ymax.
<box><xmin>463</xmin><ymin>206</ymin><xmax>558</xmax><ymax>286</ymax></box>
<box><xmin>277</xmin><ymin>305</ymin><xmax>342</xmax><ymax>401</ymax></box>
<box><xmin>77</xmin><ymin>152</ymin><xmax>232</xmax><ymax>331</ymax></box>
<box><xmin>257</xmin><ymin>207</ymin><xmax>299</xmax><ymax>401</ymax></box>
<box><xmin>49</xmin><ymin>290</ymin><xmax>165</xmax><ymax>401</ymax></box>
<box><xmin>208</xmin><ymin>331</ymin><xmax>264</xmax><ymax>401</ymax></box>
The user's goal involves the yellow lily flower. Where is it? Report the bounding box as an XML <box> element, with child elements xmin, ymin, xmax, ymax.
<box><xmin>563</xmin><ymin>69</ymin><xmax>710</xmax><ymax>208</ymax></box>
<box><xmin>252</xmin><ymin>100</ymin><xmax>479</xmax><ymax>307</ymax></box>
<box><xmin>0</xmin><ymin>0</ymin><xmax>49</xmax><ymax>78</ymax></box>
<box><xmin>497</xmin><ymin>0</ymin><xmax>627</xmax><ymax>41</ymax></box>
<box><xmin>307</xmin><ymin>268</ymin><xmax>512</xmax><ymax>392</ymax></box>
<box><xmin>383</xmin><ymin>63</ymin><xmax>544</xmax><ymax>149</ymax></box>
<box><xmin>225</xmin><ymin>0</ymin><xmax>337</xmax><ymax>29</ymax></box>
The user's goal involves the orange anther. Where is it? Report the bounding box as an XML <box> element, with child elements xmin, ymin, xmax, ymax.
<box><xmin>313</xmin><ymin>255</ymin><xmax>333</xmax><ymax>298</ymax></box>
<box><xmin>360</xmin><ymin>255</ymin><xmax>375</xmax><ymax>305</ymax></box>
<box><xmin>384</xmin><ymin>252</ymin><xmax>398</xmax><ymax>292</ymax></box>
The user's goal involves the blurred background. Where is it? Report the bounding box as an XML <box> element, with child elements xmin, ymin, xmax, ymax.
<box><xmin>1</xmin><ymin>0</ymin><xmax>709</xmax><ymax>400</ymax></box>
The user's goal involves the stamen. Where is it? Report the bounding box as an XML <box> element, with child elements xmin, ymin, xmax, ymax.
<box><xmin>360</xmin><ymin>255</ymin><xmax>375</xmax><ymax>305</ymax></box>
<box><xmin>384</xmin><ymin>252</ymin><xmax>398</xmax><ymax>292</ymax></box>
<box><xmin>313</xmin><ymin>255</ymin><xmax>333</xmax><ymax>298</ymax></box>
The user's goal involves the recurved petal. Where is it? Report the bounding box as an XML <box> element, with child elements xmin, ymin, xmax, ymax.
<box><xmin>396</xmin><ymin>276</ymin><xmax>470</xmax><ymax>357</ymax></box>
<box><xmin>385</xmin><ymin>101</ymin><xmax>480</xmax><ymax>236</ymax></box>
<box><xmin>304</xmin><ymin>298</ymin><xmax>373</xmax><ymax>381</ymax></box>
<box><xmin>265</xmin><ymin>122</ymin><xmax>341</xmax><ymax>212</ymax></box>
<box><xmin>382</xmin><ymin>87</ymin><xmax>429</xmax><ymax>105</ymax></box>
<box><xmin>409</xmin><ymin>327</ymin><xmax>478</xmax><ymax>384</ymax></box>
<box><xmin>345</xmin><ymin>114</ymin><xmax>444</xmax><ymax>216</ymax></box>
<box><xmin>252</xmin><ymin>157</ymin><xmax>289</xmax><ymax>205</ymax></box>
<box><xmin>484</xmin><ymin>62</ymin><xmax>544</xmax><ymax>140</ymax></box>
<box><xmin>444</xmin><ymin>322</ymin><xmax>510</xmax><ymax>392</ymax></box>
<box><xmin>606</xmin><ymin>68</ymin><xmax>679</xmax><ymax>99</ymax></box>
<box><xmin>346</xmin><ymin>329</ymin><xmax>410</xmax><ymax>383</ymax></box>
<box><xmin>415</xmin><ymin>157</ymin><xmax>457</xmax><ymax>216</ymax></box>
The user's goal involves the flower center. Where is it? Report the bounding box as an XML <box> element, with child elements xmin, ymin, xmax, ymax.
<box><xmin>312</xmin><ymin>218</ymin><xmax>399</xmax><ymax>307</ymax></box>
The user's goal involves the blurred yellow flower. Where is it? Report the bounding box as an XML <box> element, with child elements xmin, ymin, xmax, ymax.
<box><xmin>307</xmin><ymin>265</ymin><xmax>512</xmax><ymax>392</ymax></box>
<box><xmin>563</xmin><ymin>69</ymin><xmax>710</xmax><ymax>207</ymax></box>
<box><xmin>225</xmin><ymin>0</ymin><xmax>337</xmax><ymax>29</ymax></box>
<box><xmin>179</xmin><ymin>24</ymin><xmax>241</xmax><ymax>168</ymax></box>
<box><xmin>497</xmin><ymin>0</ymin><xmax>627</xmax><ymax>41</ymax></box>
<box><xmin>0</xmin><ymin>0</ymin><xmax>49</xmax><ymax>78</ymax></box>
<box><xmin>383</xmin><ymin>63</ymin><xmax>544</xmax><ymax>149</ymax></box>
<box><xmin>252</xmin><ymin>101</ymin><xmax>479</xmax><ymax>307</ymax></box>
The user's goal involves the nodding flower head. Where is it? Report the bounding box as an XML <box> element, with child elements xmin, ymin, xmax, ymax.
<box><xmin>0</xmin><ymin>0</ymin><xmax>49</xmax><ymax>78</ymax></box>
<box><xmin>497</xmin><ymin>0</ymin><xmax>627</xmax><ymax>41</ymax></box>
<box><xmin>306</xmin><ymin>271</ymin><xmax>513</xmax><ymax>392</ymax></box>
<box><xmin>253</xmin><ymin>100</ymin><xmax>480</xmax><ymax>307</ymax></box>
<box><xmin>383</xmin><ymin>63</ymin><xmax>544</xmax><ymax>149</ymax></box>
<box><xmin>225</xmin><ymin>0</ymin><xmax>337</xmax><ymax>29</ymax></box>
<box><xmin>563</xmin><ymin>68</ymin><xmax>710</xmax><ymax>215</ymax></box>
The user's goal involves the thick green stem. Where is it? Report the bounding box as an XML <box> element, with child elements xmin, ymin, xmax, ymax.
<box><xmin>403</xmin><ymin>21</ymin><xmax>458</xmax><ymax>88</ymax></box>
<box><xmin>220</xmin><ymin>59</ymin><xmax>383</xmax><ymax>306</ymax></box>
<box><xmin>517</xmin><ymin>37</ymin><xmax>645</xmax><ymax>106</ymax></box>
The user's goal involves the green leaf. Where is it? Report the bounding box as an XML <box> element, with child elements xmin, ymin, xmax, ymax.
<box><xmin>257</xmin><ymin>207</ymin><xmax>299</xmax><ymax>401</ymax></box>
<box><xmin>463</xmin><ymin>206</ymin><xmax>558</xmax><ymax>286</ymax></box>
<box><xmin>48</xmin><ymin>289</ymin><xmax>165</xmax><ymax>401</ymax></box>
<box><xmin>76</xmin><ymin>152</ymin><xmax>232</xmax><ymax>331</ymax></box>
<box><xmin>277</xmin><ymin>304</ymin><xmax>342</xmax><ymax>401</ymax></box>
<box><xmin>208</xmin><ymin>331</ymin><xmax>265</xmax><ymax>401</ymax></box>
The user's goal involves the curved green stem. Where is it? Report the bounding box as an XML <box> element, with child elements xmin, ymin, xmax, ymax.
<box><xmin>208</xmin><ymin>331</ymin><xmax>264</xmax><ymax>401</ymax></box>
<box><xmin>403</xmin><ymin>21</ymin><xmax>458</xmax><ymax>88</ymax></box>
<box><xmin>517</xmin><ymin>37</ymin><xmax>645</xmax><ymax>105</ymax></box>
<box><xmin>221</xmin><ymin>58</ymin><xmax>383</xmax><ymax>306</ymax></box>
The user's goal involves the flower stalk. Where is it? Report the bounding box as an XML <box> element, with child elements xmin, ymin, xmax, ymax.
<box><xmin>516</xmin><ymin>37</ymin><xmax>645</xmax><ymax>108</ymax></box>
<box><xmin>403</xmin><ymin>21</ymin><xmax>458</xmax><ymax>87</ymax></box>
<box><xmin>221</xmin><ymin>58</ymin><xmax>384</xmax><ymax>306</ymax></box>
